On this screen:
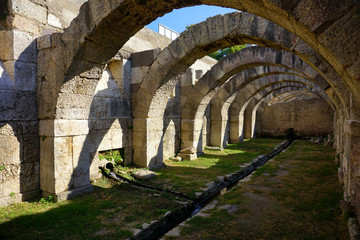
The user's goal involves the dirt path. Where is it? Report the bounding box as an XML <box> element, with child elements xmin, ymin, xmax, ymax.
<box><xmin>164</xmin><ymin>140</ymin><xmax>349</xmax><ymax>240</ymax></box>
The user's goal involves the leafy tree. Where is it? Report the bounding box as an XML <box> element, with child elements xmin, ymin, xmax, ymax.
<box><xmin>208</xmin><ymin>45</ymin><xmax>246</xmax><ymax>60</ymax></box>
<box><xmin>186</xmin><ymin>24</ymin><xmax>246</xmax><ymax>60</ymax></box>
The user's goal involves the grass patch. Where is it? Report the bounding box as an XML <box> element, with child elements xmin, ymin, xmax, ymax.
<box><xmin>173</xmin><ymin>140</ymin><xmax>349</xmax><ymax>240</ymax></box>
<box><xmin>149</xmin><ymin>138</ymin><xmax>283</xmax><ymax>196</ymax></box>
<box><xmin>0</xmin><ymin>178</ymin><xmax>180</xmax><ymax>240</ymax></box>
<box><xmin>0</xmin><ymin>138</ymin><xmax>288</xmax><ymax>240</ymax></box>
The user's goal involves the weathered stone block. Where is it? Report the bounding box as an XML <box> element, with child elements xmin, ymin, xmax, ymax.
<box><xmin>0</xmin><ymin>194</ymin><xmax>22</xmax><ymax>207</ymax></box>
<box><xmin>131</xmin><ymin>48</ymin><xmax>161</xmax><ymax>68</ymax></box>
<box><xmin>11</xmin><ymin>14</ymin><xmax>40</xmax><ymax>35</ymax></box>
<box><xmin>3</xmin><ymin>60</ymin><xmax>37</xmax><ymax>91</ymax></box>
<box><xmin>13</xmin><ymin>30</ymin><xmax>36</xmax><ymax>62</ymax></box>
<box><xmin>0</xmin><ymin>31</ymin><xmax>13</xmax><ymax>60</ymax></box>
<box><xmin>177</xmin><ymin>152</ymin><xmax>197</xmax><ymax>161</ymax></box>
<box><xmin>39</xmin><ymin>119</ymin><xmax>89</xmax><ymax>137</ymax></box>
<box><xmin>22</xmin><ymin>135</ymin><xmax>40</xmax><ymax>163</ymax></box>
<box><xmin>131</xmin><ymin>66</ymin><xmax>149</xmax><ymax>84</ymax></box>
<box><xmin>2</xmin><ymin>176</ymin><xmax>20</xmax><ymax>197</ymax></box>
<box><xmin>11</xmin><ymin>0</ymin><xmax>47</xmax><ymax>24</ymax></box>
<box><xmin>37</xmin><ymin>34</ymin><xmax>52</xmax><ymax>50</ymax></box>
<box><xmin>0</xmin><ymin>133</ymin><xmax>20</xmax><ymax>165</ymax></box>
<box><xmin>54</xmin><ymin>137</ymin><xmax>73</xmax><ymax>193</ymax></box>
<box><xmin>20</xmin><ymin>162</ymin><xmax>40</xmax><ymax>192</ymax></box>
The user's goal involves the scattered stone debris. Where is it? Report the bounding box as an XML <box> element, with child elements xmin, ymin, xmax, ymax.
<box><xmin>174</xmin><ymin>156</ymin><xmax>182</xmax><ymax>162</ymax></box>
<box><xmin>180</xmin><ymin>147</ymin><xmax>196</xmax><ymax>154</ymax></box>
<box><xmin>177</xmin><ymin>152</ymin><xmax>197</xmax><ymax>161</ymax></box>
<box><xmin>205</xmin><ymin>146</ymin><xmax>223</xmax><ymax>151</ymax></box>
<box><xmin>131</xmin><ymin>170</ymin><xmax>156</xmax><ymax>180</ymax></box>
<box><xmin>325</xmin><ymin>134</ymin><xmax>334</xmax><ymax>146</ymax></box>
<box><xmin>315</xmin><ymin>137</ymin><xmax>323</xmax><ymax>145</ymax></box>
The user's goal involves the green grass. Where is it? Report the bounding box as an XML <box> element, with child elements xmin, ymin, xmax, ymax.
<box><xmin>0</xmin><ymin>178</ymin><xmax>180</xmax><ymax>240</ymax></box>
<box><xmin>0</xmin><ymin>138</ymin><xmax>287</xmax><ymax>240</ymax></box>
<box><xmin>170</xmin><ymin>140</ymin><xmax>349</xmax><ymax>240</ymax></box>
<box><xmin>148</xmin><ymin>138</ymin><xmax>283</xmax><ymax>196</ymax></box>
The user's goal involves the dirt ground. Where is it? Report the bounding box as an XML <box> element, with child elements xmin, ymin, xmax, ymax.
<box><xmin>165</xmin><ymin>140</ymin><xmax>349</xmax><ymax>240</ymax></box>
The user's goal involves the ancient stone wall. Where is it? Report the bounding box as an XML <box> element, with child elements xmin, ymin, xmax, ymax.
<box><xmin>0</xmin><ymin>0</ymin><xmax>187</xmax><ymax>205</ymax></box>
<box><xmin>260</xmin><ymin>98</ymin><xmax>333</xmax><ymax>137</ymax></box>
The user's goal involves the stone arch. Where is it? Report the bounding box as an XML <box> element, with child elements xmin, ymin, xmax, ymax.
<box><xmin>208</xmin><ymin>72</ymin><xmax>331</xmax><ymax>146</ymax></box>
<box><xmin>36</xmin><ymin>0</ymin><xmax>360</xmax><ymax>198</ymax></box>
<box><xmin>188</xmin><ymin>69</ymin><xmax>332</xmax><ymax>151</ymax></box>
<box><xmin>39</xmin><ymin>1</ymin><xmax>360</xmax><ymax>119</ymax></box>
<box><xmin>179</xmin><ymin>46</ymin><xmax>339</xmax><ymax>154</ymax></box>
<box><xmin>268</xmin><ymin>91</ymin><xmax>320</xmax><ymax>105</ymax></box>
<box><xmin>213</xmin><ymin>81</ymin><xmax>327</xmax><ymax>147</ymax></box>
<box><xmin>130</xmin><ymin>11</ymin><xmax>355</xmax><ymax>167</ymax></box>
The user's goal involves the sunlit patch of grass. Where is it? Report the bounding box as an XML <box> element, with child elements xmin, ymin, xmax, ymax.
<box><xmin>149</xmin><ymin>138</ymin><xmax>283</xmax><ymax>196</ymax></box>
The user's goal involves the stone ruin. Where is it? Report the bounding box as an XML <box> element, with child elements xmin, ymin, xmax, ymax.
<box><xmin>0</xmin><ymin>0</ymin><xmax>359</xmax><ymax>222</ymax></box>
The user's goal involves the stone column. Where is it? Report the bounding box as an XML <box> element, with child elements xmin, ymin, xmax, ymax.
<box><xmin>229</xmin><ymin>114</ymin><xmax>242</xmax><ymax>143</ymax></box>
<box><xmin>243</xmin><ymin>101</ymin><xmax>256</xmax><ymax>139</ymax></box>
<box><xmin>133</xmin><ymin>118</ymin><xmax>164</xmax><ymax>168</ymax></box>
<box><xmin>39</xmin><ymin>119</ymin><xmax>93</xmax><ymax>201</ymax></box>
<box><xmin>210</xmin><ymin>112</ymin><xmax>228</xmax><ymax>148</ymax></box>
<box><xmin>343</xmin><ymin>120</ymin><xmax>360</xmax><ymax>216</ymax></box>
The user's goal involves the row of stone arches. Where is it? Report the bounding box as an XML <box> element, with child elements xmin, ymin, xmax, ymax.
<box><xmin>34</xmin><ymin>0</ymin><xmax>360</xmax><ymax>219</ymax></box>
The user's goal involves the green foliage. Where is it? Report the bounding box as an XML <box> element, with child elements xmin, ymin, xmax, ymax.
<box><xmin>99</xmin><ymin>149</ymin><xmax>124</xmax><ymax>166</ymax></box>
<box><xmin>0</xmin><ymin>165</ymin><xmax>5</xmax><ymax>171</ymax></box>
<box><xmin>124</xmin><ymin>215</ymin><xmax>136</xmax><ymax>222</ymax></box>
<box><xmin>186</xmin><ymin>24</ymin><xmax>195</xmax><ymax>29</ymax></box>
<box><xmin>114</xmin><ymin>166</ymin><xmax>136</xmax><ymax>181</ymax></box>
<box><xmin>41</xmin><ymin>135</ymin><xmax>47</xmax><ymax>142</ymax></box>
<box><xmin>40</xmin><ymin>195</ymin><xmax>55</xmax><ymax>204</ymax></box>
<box><xmin>9</xmin><ymin>192</ymin><xmax>15</xmax><ymax>197</ymax></box>
<box><xmin>208</xmin><ymin>45</ymin><xmax>246</xmax><ymax>60</ymax></box>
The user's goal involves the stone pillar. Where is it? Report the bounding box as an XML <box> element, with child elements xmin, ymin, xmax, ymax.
<box><xmin>343</xmin><ymin>120</ymin><xmax>360</xmax><ymax>217</ymax></box>
<box><xmin>39</xmin><ymin>119</ymin><xmax>93</xmax><ymax>201</ymax></box>
<box><xmin>243</xmin><ymin>101</ymin><xmax>255</xmax><ymax>139</ymax></box>
<box><xmin>210</xmin><ymin>113</ymin><xmax>228</xmax><ymax>148</ymax></box>
<box><xmin>229</xmin><ymin>114</ymin><xmax>241</xmax><ymax>143</ymax></box>
<box><xmin>181</xmin><ymin>118</ymin><xmax>203</xmax><ymax>154</ymax></box>
<box><xmin>133</xmin><ymin>118</ymin><xmax>164</xmax><ymax>168</ymax></box>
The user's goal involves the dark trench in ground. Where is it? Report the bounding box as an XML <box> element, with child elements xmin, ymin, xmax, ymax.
<box><xmin>103</xmin><ymin>140</ymin><xmax>292</xmax><ymax>240</ymax></box>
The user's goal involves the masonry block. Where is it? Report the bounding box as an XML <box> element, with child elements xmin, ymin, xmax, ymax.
<box><xmin>131</xmin><ymin>48</ymin><xmax>161</xmax><ymax>67</ymax></box>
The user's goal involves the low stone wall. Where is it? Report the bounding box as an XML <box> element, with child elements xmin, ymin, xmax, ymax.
<box><xmin>260</xmin><ymin>98</ymin><xmax>333</xmax><ymax>137</ymax></box>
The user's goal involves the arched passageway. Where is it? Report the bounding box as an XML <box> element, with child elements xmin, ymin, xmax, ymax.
<box><xmin>35</xmin><ymin>1</ymin><xmax>360</xmax><ymax>213</ymax></box>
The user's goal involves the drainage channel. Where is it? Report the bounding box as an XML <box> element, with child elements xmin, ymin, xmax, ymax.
<box><xmin>102</xmin><ymin>139</ymin><xmax>293</xmax><ymax>240</ymax></box>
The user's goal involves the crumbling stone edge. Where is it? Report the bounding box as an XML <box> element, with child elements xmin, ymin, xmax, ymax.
<box><xmin>128</xmin><ymin>139</ymin><xmax>293</xmax><ymax>240</ymax></box>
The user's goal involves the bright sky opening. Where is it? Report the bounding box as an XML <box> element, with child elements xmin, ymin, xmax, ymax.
<box><xmin>146</xmin><ymin>5</ymin><xmax>236</xmax><ymax>34</ymax></box>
